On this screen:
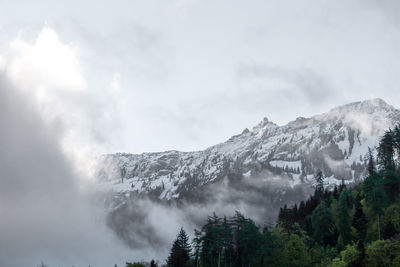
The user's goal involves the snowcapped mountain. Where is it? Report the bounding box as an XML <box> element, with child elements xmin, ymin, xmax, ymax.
<box><xmin>96</xmin><ymin>99</ymin><xmax>400</xmax><ymax>201</ymax></box>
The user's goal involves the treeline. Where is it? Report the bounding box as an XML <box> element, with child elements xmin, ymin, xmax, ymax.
<box><xmin>129</xmin><ymin>126</ymin><xmax>400</xmax><ymax>267</ymax></box>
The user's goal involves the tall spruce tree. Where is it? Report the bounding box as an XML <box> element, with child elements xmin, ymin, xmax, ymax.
<box><xmin>167</xmin><ymin>228</ymin><xmax>191</xmax><ymax>267</ymax></box>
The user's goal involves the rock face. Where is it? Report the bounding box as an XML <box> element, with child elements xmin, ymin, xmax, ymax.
<box><xmin>97</xmin><ymin>99</ymin><xmax>400</xmax><ymax>201</ymax></box>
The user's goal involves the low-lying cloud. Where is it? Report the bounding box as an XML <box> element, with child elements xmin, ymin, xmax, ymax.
<box><xmin>106</xmin><ymin>170</ymin><xmax>313</xmax><ymax>260</ymax></box>
<box><xmin>0</xmin><ymin>75</ymin><xmax>134</xmax><ymax>267</ymax></box>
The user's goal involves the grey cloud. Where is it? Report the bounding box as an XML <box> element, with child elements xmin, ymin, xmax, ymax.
<box><xmin>367</xmin><ymin>0</ymin><xmax>400</xmax><ymax>28</ymax></box>
<box><xmin>236</xmin><ymin>64</ymin><xmax>335</xmax><ymax>106</ymax></box>
<box><xmin>0</xmin><ymin>75</ymin><xmax>132</xmax><ymax>267</ymax></box>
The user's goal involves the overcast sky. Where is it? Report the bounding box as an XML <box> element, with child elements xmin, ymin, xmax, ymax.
<box><xmin>1</xmin><ymin>0</ymin><xmax>400</xmax><ymax>154</ymax></box>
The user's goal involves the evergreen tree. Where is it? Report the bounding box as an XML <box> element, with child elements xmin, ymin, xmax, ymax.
<box><xmin>337</xmin><ymin>189</ymin><xmax>352</xmax><ymax>248</ymax></box>
<box><xmin>167</xmin><ymin>228</ymin><xmax>191</xmax><ymax>267</ymax></box>
<box><xmin>363</xmin><ymin>154</ymin><xmax>388</xmax><ymax>240</ymax></box>
<box><xmin>314</xmin><ymin>169</ymin><xmax>325</xmax><ymax>199</ymax></box>
<box><xmin>253</xmin><ymin>229</ymin><xmax>279</xmax><ymax>267</ymax></box>
<box><xmin>200</xmin><ymin>214</ymin><xmax>224</xmax><ymax>267</ymax></box>
<box><xmin>192</xmin><ymin>229</ymin><xmax>202</xmax><ymax>267</ymax></box>
<box><xmin>232</xmin><ymin>212</ymin><xmax>261</xmax><ymax>267</ymax></box>
<box><xmin>351</xmin><ymin>194</ymin><xmax>367</xmax><ymax>245</ymax></box>
<box><xmin>311</xmin><ymin>200</ymin><xmax>335</xmax><ymax>246</ymax></box>
<box><xmin>378</xmin><ymin>130</ymin><xmax>395</xmax><ymax>171</ymax></box>
<box><xmin>333</xmin><ymin>185</ymin><xmax>340</xmax><ymax>200</ymax></box>
<box><xmin>383</xmin><ymin>168</ymin><xmax>399</xmax><ymax>203</ymax></box>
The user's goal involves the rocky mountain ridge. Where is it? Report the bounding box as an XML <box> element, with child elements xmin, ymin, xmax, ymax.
<box><xmin>96</xmin><ymin>99</ymin><xmax>400</xmax><ymax>201</ymax></box>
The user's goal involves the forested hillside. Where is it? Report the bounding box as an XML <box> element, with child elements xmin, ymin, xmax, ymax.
<box><xmin>128</xmin><ymin>125</ymin><xmax>400</xmax><ymax>267</ymax></box>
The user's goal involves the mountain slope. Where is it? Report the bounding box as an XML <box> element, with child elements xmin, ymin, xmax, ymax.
<box><xmin>96</xmin><ymin>99</ymin><xmax>400</xmax><ymax>201</ymax></box>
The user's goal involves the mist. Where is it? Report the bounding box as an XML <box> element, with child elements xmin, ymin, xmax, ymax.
<box><xmin>105</xmin><ymin>170</ymin><xmax>313</xmax><ymax>260</ymax></box>
<box><xmin>0</xmin><ymin>75</ymin><xmax>137</xmax><ymax>267</ymax></box>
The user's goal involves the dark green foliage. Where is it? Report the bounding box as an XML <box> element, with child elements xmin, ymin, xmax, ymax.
<box><xmin>312</xmin><ymin>200</ymin><xmax>336</xmax><ymax>246</ymax></box>
<box><xmin>377</xmin><ymin>129</ymin><xmax>400</xmax><ymax>202</ymax></box>
<box><xmin>363</xmin><ymin>173</ymin><xmax>388</xmax><ymax>239</ymax></box>
<box><xmin>363</xmin><ymin>173</ymin><xmax>387</xmax><ymax>216</ymax></box>
<box><xmin>331</xmin><ymin>244</ymin><xmax>361</xmax><ymax>267</ymax></box>
<box><xmin>167</xmin><ymin>228</ymin><xmax>191</xmax><ymax>267</ymax></box>
<box><xmin>383</xmin><ymin>168</ymin><xmax>399</xmax><ymax>203</ymax></box>
<box><xmin>383</xmin><ymin>204</ymin><xmax>400</xmax><ymax>234</ymax></box>
<box><xmin>200</xmin><ymin>214</ymin><xmax>232</xmax><ymax>267</ymax></box>
<box><xmin>352</xmin><ymin>194</ymin><xmax>367</xmax><ymax>245</ymax></box>
<box><xmin>281</xmin><ymin>234</ymin><xmax>309</xmax><ymax>267</ymax></box>
<box><xmin>337</xmin><ymin>189</ymin><xmax>352</xmax><ymax>247</ymax></box>
<box><xmin>362</xmin><ymin>152</ymin><xmax>389</xmax><ymax>239</ymax></box>
<box><xmin>253</xmin><ymin>228</ymin><xmax>279</xmax><ymax>266</ymax></box>
<box><xmin>148</xmin><ymin>126</ymin><xmax>400</xmax><ymax>267</ymax></box>
<box><xmin>365</xmin><ymin>239</ymin><xmax>400</xmax><ymax>266</ymax></box>
<box><xmin>233</xmin><ymin>212</ymin><xmax>262</xmax><ymax>266</ymax></box>
<box><xmin>126</xmin><ymin>263</ymin><xmax>146</xmax><ymax>267</ymax></box>
<box><xmin>378</xmin><ymin>130</ymin><xmax>395</xmax><ymax>171</ymax></box>
<box><xmin>382</xmin><ymin>220</ymin><xmax>396</xmax><ymax>239</ymax></box>
<box><xmin>197</xmin><ymin>212</ymin><xmax>262</xmax><ymax>267</ymax></box>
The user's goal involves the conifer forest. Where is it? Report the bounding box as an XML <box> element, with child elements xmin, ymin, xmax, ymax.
<box><xmin>127</xmin><ymin>125</ymin><xmax>400</xmax><ymax>267</ymax></box>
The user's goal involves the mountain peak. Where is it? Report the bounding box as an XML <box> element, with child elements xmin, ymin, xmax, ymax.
<box><xmin>252</xmin><ymin>117</ymin><xmax>278</xmax><ymax>137</ymax></box>
<box><xmin>328</xmin><ymin>98</ymin><xmax>395</xmax><ymax>115</ymax></box>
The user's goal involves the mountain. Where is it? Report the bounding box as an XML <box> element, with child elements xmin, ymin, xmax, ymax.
<box><xmin>96</xmin><ymin>99</ymin><xmax>400</xmax><ymax>201</ymax></box>
<box><xmin>95</xmin><ymin>99</ymin><xmax>400</xmax><ymax>249</ymax></box>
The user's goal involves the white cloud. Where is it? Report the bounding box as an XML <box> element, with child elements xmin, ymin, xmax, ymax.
<box><xmin>0</xmin><ymin>26</ymin><xmax>106</xmax><ymax>181</ymax></box>
<box><xmin>6</xmin><ymin>26</ymin><xmax>86</xmax><ymax>92</ymax></box>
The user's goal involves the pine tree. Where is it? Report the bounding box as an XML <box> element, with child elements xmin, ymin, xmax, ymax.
<box><xmin>167</xmin><ymin>228</ymin><xmax>191</xmax><ymax>267</ymax></box>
